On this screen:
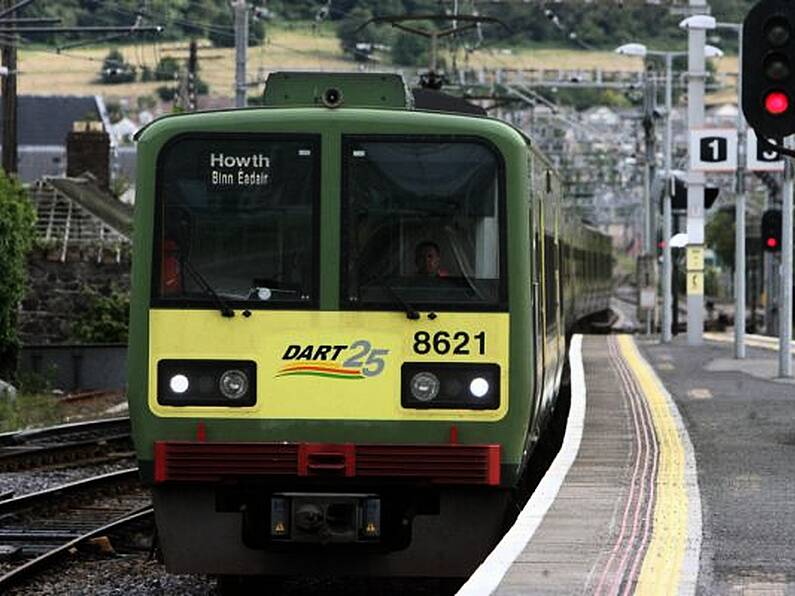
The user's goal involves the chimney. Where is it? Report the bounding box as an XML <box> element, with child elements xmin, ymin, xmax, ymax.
<box><xmin>66</xmin><ymin>121</ymin><xmax>110</xmax><ymax>188</ymax></box>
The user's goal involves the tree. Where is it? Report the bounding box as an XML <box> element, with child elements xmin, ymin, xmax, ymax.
<box><xmin>392</xmin><ymin>30</ymin><xmax>429</xmax><ymax>67</ymax></box>
<box><xmin>155</xmin><ymin>55</ymin><xmax>181</xmax><ymax>81</ymax></box>
<box><xmin>0</xmin><ymin>172</ymin><xmax>35</xmax><ymax>382</ymax></box>
<box><xmin>99</xmin><ymin>49</ymin><xmax>136</xmax><ymax>84</ymax></box>
<box><xmin>706</xmin><ymin>209</ymin><xmax>735</xmax><ymax>269</ymax></box>
<box><xmin>207</xmin><ymin>4</ymin><xmax>266</xmax><ymax>48</ymax></box>
<box><xmin>337</xmin><ymin>7</ymin><xmax>375</xmax><ymax>60</ymax></box>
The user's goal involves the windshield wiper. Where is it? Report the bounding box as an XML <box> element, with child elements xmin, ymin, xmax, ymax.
<box><xmin>181</xmin><ymin>259</ymin><xmax>235</xmax><ymax>318</ymax></box>
<box><xmin>383</xmin><ymin>281</ymin><xmax>420</xmax><ymax>320</ymax></box>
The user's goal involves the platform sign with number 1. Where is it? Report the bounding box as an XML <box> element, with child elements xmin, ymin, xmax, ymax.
<box><xmin>690</xmin><ymin>129</ymin><xmax>738</xmax><ymax>172</ymax></box>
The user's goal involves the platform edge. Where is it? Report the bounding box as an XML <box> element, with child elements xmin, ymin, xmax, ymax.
<box><xmin>456</xmin><ymin>334</ymin><xmax>587</xmax><ymax>596</ymax></box>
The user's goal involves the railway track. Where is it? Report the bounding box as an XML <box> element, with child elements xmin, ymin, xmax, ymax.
<box><xmin>0</xmin><ymin>417</ymin><xmax>133</xmax><ymax>473</ymax></box>
<box><xmin>0</xmin><ymin>468</ymin><xmax>151</xmax><ymax>592</ymax></box>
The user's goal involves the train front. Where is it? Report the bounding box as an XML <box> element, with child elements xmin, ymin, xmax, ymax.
<box><xmin>127</xmin><ymin>74</ymin><xmax>535</xmax><ymax>578</ymax></box>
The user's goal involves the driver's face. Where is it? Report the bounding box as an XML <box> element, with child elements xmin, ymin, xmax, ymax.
<box><xmin>417</xmin><ymin>246</ymin><xmax>440</xmax><ymax>275</ymax></box>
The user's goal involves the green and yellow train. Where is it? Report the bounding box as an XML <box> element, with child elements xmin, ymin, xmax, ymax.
<box><xmin>127</xmin><ymin>72</ymin><xmax>612</xmax><ymax>579</ymax></box>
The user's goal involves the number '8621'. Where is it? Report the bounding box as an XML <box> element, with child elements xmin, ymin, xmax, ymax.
<box><xmin>412</xmin><ymin>331</ymin><xmax>486</xmax><ymax>356</ymax></box>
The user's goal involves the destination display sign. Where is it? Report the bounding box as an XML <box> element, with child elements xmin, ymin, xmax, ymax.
<box><xmin>209</xmin><ymin>151</ymin><xmax>271</xmax><ymax>187</ymax></box>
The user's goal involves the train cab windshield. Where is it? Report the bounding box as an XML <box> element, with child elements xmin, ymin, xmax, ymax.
<box><xmin>153</xmin><ymin>135</ymin><xmax>319</xmax><ymax>307</ymax></box>
<box><xmin>342</xmin><ymin>138</ymin><xmax>505</xmax><ymax>310</ymax></box>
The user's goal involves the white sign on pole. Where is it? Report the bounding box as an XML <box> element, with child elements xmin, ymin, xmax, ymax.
<box><xmin>747</xmin><ymin>129</ymin><xmax>785</xmax><ymax>172</ymax></box>
<box><xmin>690</xmin><ymin>128</ymin><xmax>738</xmax><ymax>172</ymax></box>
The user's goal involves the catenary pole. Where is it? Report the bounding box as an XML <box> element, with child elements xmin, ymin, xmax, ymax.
<box><xmin>715</xmin><ymin>20</ymin><xmax>747</xmax><ymax>357</ymax></box>
<box><xmin>683</xmin><ymin>6</ymin><xmax>709</xmax><ymax>346</ymax></box>
<box><xmin>780</xmin><ymin>137</ymin><xmax>793</xmax><ymax>377</ymax></box>
<box><xmin>662</xmin><ymin>53</ymin><xmax>673</xmax><ymax>343</ymax></box>
<box><xmin>734</xmin><ymin>24</ymin><xmax>746</xmax><ymax>358</ymax></box>
<box><xmin>234</xmin><ymin>0</ymin><xmax>248</xmax><ymax>108</ymax></box>
<box><xmin>1</xmin><ymin>0</ymin><xmax>17</xmax><ymax>175</ymax></box>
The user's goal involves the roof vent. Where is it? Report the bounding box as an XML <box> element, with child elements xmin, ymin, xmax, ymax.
<box><xmin>262</xmin><ymin>72</ymin><xmax>412</xmax><ymax>109</ymax></box>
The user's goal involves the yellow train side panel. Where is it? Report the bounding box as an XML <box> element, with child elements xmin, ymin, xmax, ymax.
<box><xmin>148</xmin><ymin>310</ymin><xmax>510</xmax><ymax>422</ymax></box>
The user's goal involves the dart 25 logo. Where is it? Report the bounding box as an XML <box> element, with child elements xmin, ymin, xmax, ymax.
<box><xmin>276</xmin><ymin>340</ymin><xmax>389</xmax><ymax>379</ymax></box>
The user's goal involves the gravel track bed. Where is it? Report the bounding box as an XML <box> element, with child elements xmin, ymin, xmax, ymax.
<box><xmin>4</xmin><ymin>549</ymin><xmax>454</xmax><ymax>595</ymax></box>
<box><xmin>4</xmin><ymin>556</ymin><xmax>216</xmax><ymax>596</ymax></box>
<box><xmin>5</xmin><ymin>555</ymin><xmax>454</xmax><ymax>595</ymax></box>
<box><xmin>0</xmin><ymin>459</ymin><xmax>136</xmax><ymax>499</ymax></box>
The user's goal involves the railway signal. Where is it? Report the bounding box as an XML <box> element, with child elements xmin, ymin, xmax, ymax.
<box><xmin>762</xmin><ymin>209</ymin><xmax>783</xmax><ymax>252</ymax></box>
<box><xmin>742</xmin><ymin>0</ymin><xmax>795</xmax><ymax>137</ymax></box>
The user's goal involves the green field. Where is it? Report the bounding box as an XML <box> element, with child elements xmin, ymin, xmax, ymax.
<box><xmin>15</xmin><ymin>21</ymin><xmax>738</xmax><ymax>104</ymax></box>
<box><xmin>15</xmin><ymin>23</ymin><xmax>652</xmax><ymax>100</ymax></box>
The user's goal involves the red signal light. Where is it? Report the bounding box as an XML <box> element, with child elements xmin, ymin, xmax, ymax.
<box><xmin>767</xmin><ymin>237</ymin><xmax>779</xmax><ymax>249</ymax></box>
<box><xmin>765</xmin><ymin>91</ymin><xmax>790</xmax><ymax>115</ymax></box>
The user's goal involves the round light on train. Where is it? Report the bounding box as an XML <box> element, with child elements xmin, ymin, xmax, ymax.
<box><xmin>219</xmin><ymin>369</ymin><xmax>248</xmax><ymax>400</ymax></box>
<box><xmin>410</xmin><ymin>372</ymin><xmax>440</xmax><ymax>402</ymax></box>
<box><xmin>469</xmin><ymin>377</ymin><xmax>490</xmax><ymax>398</ymax></box>
<box><xmin>169</xmin><ymin>374</ymin><xmax>189</xmax><ymax>394</ymax></box>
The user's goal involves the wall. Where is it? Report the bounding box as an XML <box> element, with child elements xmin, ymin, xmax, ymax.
<box><xmin>18</xmin><ymin>344</ymin><xmax>127</xmax><ymax>392</ymax></box>
<box><xmin>18</xmin><ymin>249</ymin><xmax>131</xmax><ymax>346</ymax></box>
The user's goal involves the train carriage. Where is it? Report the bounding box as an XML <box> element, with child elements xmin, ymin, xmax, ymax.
<box><xmin>127</xmin><ymin>72</ymin><xmax>612</xmax><ymax>580</ymax></box>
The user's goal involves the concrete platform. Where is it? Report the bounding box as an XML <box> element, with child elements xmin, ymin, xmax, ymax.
<box><xmin>460</xmin><ymin>333</ymin><xmax>795</xmax><ymax>595</ymax></box>
<box><xmin>459</xmin><ymin>334</ymin><xmax>701</xmax><ymax>595</ymax></box>
<box><xmin>639</xmin><ymin>336</ymin><xmax>795</xmax><ymax>595</ymax></box>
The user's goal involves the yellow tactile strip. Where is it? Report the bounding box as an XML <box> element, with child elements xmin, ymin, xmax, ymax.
<box><xmin>616</xmin><ymin>335</ymin><xmax>697</xmax><ymax>596</ymax></box>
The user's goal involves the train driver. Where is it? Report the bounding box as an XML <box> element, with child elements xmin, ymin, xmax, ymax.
<box><xmin>415</xmin><ymin>240</ymin><xmax>449</xmax><ymax>277</ymax></box>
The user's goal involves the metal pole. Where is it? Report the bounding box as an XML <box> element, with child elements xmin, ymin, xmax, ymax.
<box><xmin>642</xmin><ymin>65</ymin><xmax>655</xmax><ymax>337</ymax></box>
<box><xmin>673</xmin><ymin>213</ymin><xmax>681</xmax><ymax>335</ymax></box>
<box><xmin>188</xmin><ymin>38</ymin><xmax>197</xmax><ymax>111</ymax></box>
<box><xmin>685</xmin><ymin>8</ymin><xmax>707</xmax><ymax>346</ymax></box>
<box><xmin>233</xmin><ymin>0</ymin><xmax>248</xmax><ymax>108</ymax></box>
<box><xmin>662</xmin><ymin>53</ymin><xmax>673</xmax><ymax>343</ymax></box>
<box><xmin>431</xmin><ymin>31</ymin><xmax>438</xmax><ymax>72</ymax></box>
<box><xmin>735</xmin><ymin>26</ymin><xmax>746</xmax><ymax>358</ymax></box>
<box><xmin>1</xmin><ymin>0</ymin><xmax>18</xmax><ymax>175</ymax></box>
<box><xmin>643</xmin><ymin>67</ymin><xmax>654</xmax><ymax>257</ymax></box>
<box><xmin>780</xmin><ymin>137</ymin><xmax>793</xmax><ymax>378</ymax></box>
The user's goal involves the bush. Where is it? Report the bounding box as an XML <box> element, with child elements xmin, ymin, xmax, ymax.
<box><xmin>104</xmin><ymin>100</ymin><xmax>124</xmax><ymax>124</ymax></box>
<box><xmin>99</xmin><ymin>49</ymin><xmax>136</xmax><ymax>84</ymax></box>
<box><xmin>137</xmin><ymin>95</ymin><xmax>157</xmax><ymax>111</ymax></box>
<box><xmin>156</xmin><ymin>85</ymin><xmax>177</xmax><ymax>103</ymax></box>
<box><xmin>0</xmin><ymin>172</ymin><xmax>35</xmax><ymax>381</ymax></box>
<box><xmin>71</xmin><ymin>284</ymin><xmax>130</xmax><ymax>344</ymax></box>
<box><xmin>155</xmin><ymin>56</ymin><xmax>181</xmax><ymax>81</ymax></box>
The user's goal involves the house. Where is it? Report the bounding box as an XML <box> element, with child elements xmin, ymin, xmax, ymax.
<box><xmin>0</xmin><ymin>95</ymin><xmax>112</xmax><ymax>182</ymax></box>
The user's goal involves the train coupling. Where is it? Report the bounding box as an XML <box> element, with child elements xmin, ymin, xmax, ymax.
<box><xmin>267</xmin><ymin>493</ymin><xmax>381</xmax><ymax>544</ymax></box>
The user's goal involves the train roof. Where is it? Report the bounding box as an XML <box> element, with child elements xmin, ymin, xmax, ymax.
<box><xmin>135</xmin><ymin>72</ymin><xmax>520</xmax><ymax>141</ymax></box>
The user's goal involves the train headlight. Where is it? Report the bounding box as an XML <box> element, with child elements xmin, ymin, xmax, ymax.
<box><xmin>402</xmin><ymin>363</ymin><xmax>499</xmax><ymax>410</ymax></box>
<box><xmin>157</xmin><ymin>360</ymin><xmax>256</xmax><ymax>407</ymax></box>
<box><xmin>169</xmin><ymin>374</ymin><xmax>190</xmax><ymax>394</ymax></box>
<box><xmin>469</xmin><ymin>377</ymin><xmax>490</xmax><ymax>398</ymax></box>
<box><xmin>410</xmin><ymin>372</ymin><xmax>440</xmax><ymax>402</ymax></box>
<box><xmin>219</xmin><ymin>369</ymin><xmax>249</xmax><ymax>400</ymax></box>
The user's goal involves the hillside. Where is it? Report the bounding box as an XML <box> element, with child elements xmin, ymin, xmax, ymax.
<box><xmin>13</xmin><ymin>22</ymin><xmax>739</xmax><ymax>106</ymax></box>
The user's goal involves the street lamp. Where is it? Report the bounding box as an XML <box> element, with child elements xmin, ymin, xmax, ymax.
<box><xmin>614</xmin><ymin>42</ymin><xmax>723</xmax><ymax>59</ymax></box>
<box><xmin>615</xmin><ymin>42</ymin><xmax>722</xmax><ymax>342</ymax></box>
